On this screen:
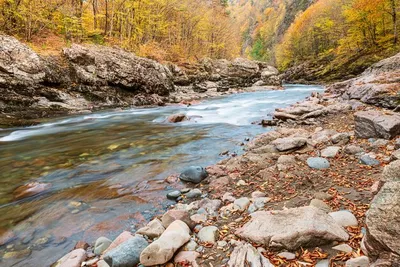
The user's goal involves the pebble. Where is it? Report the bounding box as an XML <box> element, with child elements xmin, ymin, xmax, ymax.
<box><xmin>345</xmin><ymin>256</ymin><xmax>370</xmax><ymax>267</ymax></box>
<box><xmin>167</xmin><ymin>190</ymin><xmax>181</xmax><ymax>200</ymax></box>
<box><xmin>222</xmin><ymin>192</ymin><xmax>236</xmax><ymax>202</ymax></box>
<box><xmin>197</xmin><ymin>226</ymin><xmax>219</xmax><ymax>244</ymax></box>
<box><xmin>186</xmin><ymin>189</ymin><xmax>202</xmax><ymax>198</ymax></box>
<box><xmin>277</xmin><ymin>252</ymin><xmax>296</xmax><ymax>260</ymax></box>
<box><xmin>345</xmin><ymin>145</ymin><xmax>364</xmax><ymax>155</ymax></box>
<box><xmin>184</xmin><ymin>240</ymin><xmax>198</xmax><ymax>251</ymax></box>
<box><xmin>236</xmin><ymin>180</ymin><xmax>247</xmax><ymax>186</ymax></box>
<box><xmin>234</xmin><ymin>197</ymin><xmax>251</xmax><ymax>211</ymax></box>
<box><xmin>332</xmin><ymin>244</ymin><xmax>353</xmax><ymax>253</ymax></box>
<box><xmin>307</xmin><ymin>157</ymin><xmax>330</xmax><ymax>169</ymax></box>
<box><xmin>251</xmin><ymin>191</ymin><xmax>266</xmax><ymax>198</ymax></box>
<box><xmin>217</xmin><ymin>241</ymin><xmax>227</xmax><ymax>248</ymax></box>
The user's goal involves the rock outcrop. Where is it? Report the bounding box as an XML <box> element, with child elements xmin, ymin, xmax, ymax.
<box><xmin>0</xmin><ymin>35</ymin><xmax>282</xmax><ymax>126</ymax></box>
<box><xmin>327</xmin><ymin>52</ymin><xmax>400</xmax><ymax>109</ymax></box>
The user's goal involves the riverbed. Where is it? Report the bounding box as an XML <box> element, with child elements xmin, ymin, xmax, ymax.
<box><xmin>0</xmin><ymin>84</ymin><xmax>324</xmax><ymax>266</ymax></box>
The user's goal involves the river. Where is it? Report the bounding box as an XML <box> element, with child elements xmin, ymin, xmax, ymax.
<box><xmin>0</xmin><ymin>84</ymin><xmax>324</xmax><ymax>266</ymax></box>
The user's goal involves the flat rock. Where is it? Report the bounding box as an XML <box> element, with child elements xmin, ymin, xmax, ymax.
<box><xmin>307</xmin><ymin>157</ymin><xmax>330</xmax><ymax>169</ymax></box>
<box><xmin>321</xmin><ymin>146</ymin><xmax>341</xmax><ymax>158</ymax></box>
<box><xmin>104</xmin><ymin>236</ymin><xmax>148</xmax><ymax>267</ymax></box>
<box><xmin>136</xmin><ymin>218</ymin><xmax>165</xmax><ymax>239</ymax></box>
<box><xmin>179</xmin><ymin>166</ymin><xmax>208</xmax><ymax>184</ymax></box>
<box><xmin>329</xmin><ymin>211</ymin><xmax>358</xmax><ymax>227</ymax></box>
<box><xmin>198</xmin><ymin>226</ymin><xmax>219</xmax><ymax>244</ymax></box>
<box><xmin>140</xmin><ymin>220</ymin><xmax>190</xmax><ymax>266</ymax></box>
<box><xmin>271</xmin><ymin>137</ymin><xmax>307</xmax><ymax>152</ymax></box>
<box><xmin>355</xmin><ymin>110</ymin><xmax>400</xmax><ymax>139</ymax></box>
<box><xmin>235</xmin><ymin>206</ymin><xmax>349</xmax><ymax>250</ymax></box>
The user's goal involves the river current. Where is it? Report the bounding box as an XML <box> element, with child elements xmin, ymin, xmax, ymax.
<box><xmin>0</xmin><ymin>84</ymin><xmax>324</xmax><ymax>266</ymax></box>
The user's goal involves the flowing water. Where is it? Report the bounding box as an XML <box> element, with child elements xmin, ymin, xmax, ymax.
<box><xmin>0</xmin><ymin>84</ymin><xmax>324</xmax><ymax>266</ymax></box>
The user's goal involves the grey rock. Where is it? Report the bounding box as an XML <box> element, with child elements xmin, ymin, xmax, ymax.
<box><xmin>321</xmin><ymin>146</ymin><xmax>341</xmax><ymax>158</ymax></box>
<box><xmin>94</xmin><ymin>237</ymin><xmax>112</xmax><ymax>255</ymax></box>
<box><xmin>314</xmin><ymin>192</ymin><xmax>333</xmax><ymax>201</ymax></box>
<box><xmin>253</xmin><ymin>197</ymin><xmax>270</xmax><ymax>209</ymax></box>
<box><xmin>391</xmin><ymin>149</ymin><xmax>400</xmax><ymax>160</ymax></box>
<box><xmin>310</xmin><ymin>199</ymin><xmax>331</xmax><ymax>212</ymax></box>
<box><xmin>179</xmin><ymin>166</ymin><xmax>208</xmax><ymax>184</ymax></box>
<box><xmin>198</xmin><ymin>226</ymin><xmax>219</xmax><ymax>244</ymax></box>
<box><xmin>360</xmin><ymin>155</ymin><xmax>380</xmax><ymax>166</ymax></box>
<box><xmin>198</xmin><ymin>198</ymin><xmax>222</xmax><ymax>215</ymax></box>
<box><xmin>345</xmin><ymin>145</ymin><xmax>364</xmax><ymax>155</ymax></box>
<box><xmin>382</xmin><ymin>160</ymin><xmax>400</xmax><ymax>182</ymax></box>
<box><xmin>331</xmin><ymin>133</ymin><xmax>350</xmax><ymax>145</ymax></box>
<box><xmin>186</xmin><ymin>189</ymin><xmax>202</xmax><ymax>199</ymax></box>
<box><xmin>316</xmin><ymin>259</ymin><xmax>330</xmax><ymax>267</ymax></box>
<box><xmin>236</xmin><ymin>206</ymin><xmax>349</xmax><ymax>250</ymax></box>
<box><xmin>395</xmin><ymin>138</ymin><xmax>400</xmax><ymax>149</ymax></box>
<box><xmin>355</xmin><ymin>110</ymin><xmax>400</xmax><ymax>139</ymax></box>
<box><xmin>63</xmin><ymin>44</ymin><xmax>174</xmax><ymax>96</ymax></box>
<box><xmin>329</xmin><ymin>211</ymin><xmax>358</xmax><ymax>227</ymax></box>
<box><xmin>345</xmin><ymin>256</ymin><xmax>370</xmax><ymax>267</ymax></box>
<box><xmin>307</xmin><ymin>157</ymin><xmax>330</xmax><ymax>169</ymax></box>
<box><xmin>248</xmin><ymin>204</ymin><xmax>257</xmax><ymax>214</ymax></box>
<box><xmin>234</xmin><ymin>197</ymin><xmax>251</xmax><ymax>211</ymax></box>
<box><xmin>271</xmin><ymin>137</ymin><xmax>307</xmax><ymax>152</ymax></box>
<box><xmin>167</xmin><ymin>190</ymin><xmax>181</xmax><ymax>200</ymax></box>
<box><xmin>184</xmin><ymin>240</ymin><xmax>198</xmax><ymax>251</ymax></box>
<box><xmin>104</xmin><ymin>236</ymin><xmax>148</xmax><ymax>267</ymax></box>
<box><xmin>363</xmin><ymin>181</ymin><xmax>400</xmax><ymax>259</ymax></box>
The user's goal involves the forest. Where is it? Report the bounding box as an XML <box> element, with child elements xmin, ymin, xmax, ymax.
<box><xmin>1</xmin><ymin>0</ymin><xmax>400</xmax><ymax>77</ymax></box>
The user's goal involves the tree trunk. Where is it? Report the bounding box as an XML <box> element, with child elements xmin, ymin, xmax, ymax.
<box><xmin>391</xmin><ymin>0</ymin><xmax>398</xmax><ymax>44</ymax></box>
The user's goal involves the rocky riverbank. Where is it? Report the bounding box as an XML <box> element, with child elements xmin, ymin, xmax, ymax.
<box><xmin>46</xmin><ymin>55</ymin><xmax>400</xmax><ymax>266</ymax></box>
<box><xmin>0</xmin><ymin>35</ymin><xmax>281</xmax><ymax>127</ymax></box>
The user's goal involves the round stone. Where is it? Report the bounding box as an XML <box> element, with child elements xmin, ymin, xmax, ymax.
<box><xmin>307</xmin><ymin>157</ymin><xmax>330</xmax><ymax>169</ymax></box>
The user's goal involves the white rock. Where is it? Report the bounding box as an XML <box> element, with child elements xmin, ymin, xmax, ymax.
<box><xmin>228</xmin><ymin>241</ymin><xmax>273</xmax><ymax>267</ymax></box>
<box><xmin>234</xmin><ymin>197</ymin><xmax>251</xmax><ymax>211</ymax></box>
<box><xmin>321</xmin><ymin>146</ymin><xmax>341</xmax><ymax>158</ymax></box>
<box><xmin>332</xmin><ymin>244</ymin><xmax>353</xmax><ymax>253</ymax></box>
<box><xmin>329</xmin><ymin>211</ymin><xmax>358</xmax><ymax>227</ymax></box>
<box><xmin>198</xmin><ymin>226</ymin><xmax>219</xmax><ymax>244</ymax></box>
<box><xmin>345</xmin><ymin>256</ymin><xmax>370</xmax><ymax>267</ymax></box>
<box><xmin>277</xmin><ymin>252</ymin><xmax>296</xmax><ymax>260</ymax></box>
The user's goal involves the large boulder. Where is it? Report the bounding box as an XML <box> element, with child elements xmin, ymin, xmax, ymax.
<box><xmin>354</xmin><ymin>110</ymin><xmax>400</xmax><ymax>139</ymax></box>
<box><xmin>140</xmin><ymin>220</ymin><xmax>191</xmax><ymax>266</ymax></box>
<box><xmin>63</xmin><ymin>44</ymin><xmax>174</xmax><ymax>96</ymax></box>
<box><xmin>235</xmin><ymin>206</ymin><xmax>349</xmax><ymax>250</ymax></box>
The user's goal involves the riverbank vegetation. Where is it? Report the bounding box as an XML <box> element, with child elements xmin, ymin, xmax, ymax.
<box><xmin>1</xmin><ymin>0</ymin><xmax>400</xmax><ymax>79</ymax></box>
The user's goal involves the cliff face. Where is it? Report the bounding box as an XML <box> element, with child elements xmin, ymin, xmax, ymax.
<box><xmin>327</xmin><ymin>53</ymin><xmax>400</xmax><ymax>109</ymax></box>
<box><xmin>0</xmin><ymin>35</ymin><xmax>281</xmax><ymax>127</ymax></box>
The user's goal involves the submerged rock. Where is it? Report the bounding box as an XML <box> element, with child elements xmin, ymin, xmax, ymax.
<box><xmin>167</xmin><ymin>114</ymin><xmax>188</xmax><ymax>123</ymax></box>
<box><xmin>179</xmin><ymin>166</ymin><xmax>208</xmax><ymax>184</ymax></box>
<box><xmin>236</xmin><ymin>206</ymin><xmax>348</xmax><ymax>250</ymax></box>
